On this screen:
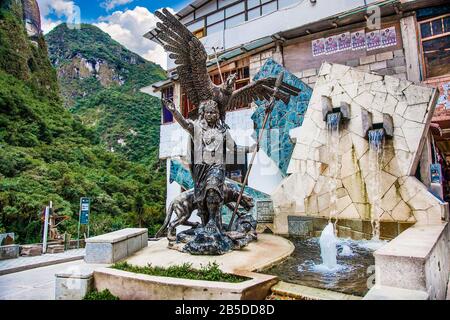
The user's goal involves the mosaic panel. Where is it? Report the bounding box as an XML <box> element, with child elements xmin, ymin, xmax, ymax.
<box><xmin>252</xmin><ymin>58</ymin><xmax>313</xmax><ymax>175</ymax></box>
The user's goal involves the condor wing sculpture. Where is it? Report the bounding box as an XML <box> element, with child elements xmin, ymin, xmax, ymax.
<box><xmin>226</xmin><ymin>77</ymin><xmax>301</xmax><ymax>110</ymax></box>
<box><xmin>154</xmin><ymin>8</ymin><xmax>215</xmax><ymax>106</ymax></box>
<box><xmin>153</xmin><ymin>8</ymin><xmax>301</xmax><ymax>113</ymax></box>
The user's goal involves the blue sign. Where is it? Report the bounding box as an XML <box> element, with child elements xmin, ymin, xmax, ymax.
<box><xmin>80</xmin><ymin>197</ymin><xmax>90</xmax><ymax>225</ymax></box>
<box><xmin>430</xmin><ymin>164</ymin><xmax>442</xmax><ymax>184</ymax></box>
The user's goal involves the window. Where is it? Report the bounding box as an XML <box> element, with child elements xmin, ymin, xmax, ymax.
<box><xmin>207</xmin><ymin>10</ymin><xmax>224</xmax><ymax>25</ymax></box>
<box><xmin>225</xmin><ymin>2</ymin><xmax>245</xmax><ymax>17</ymax></box>
<box><xmin>248</xmin><ymin>7</ymin><xmax>260</xmax><ymax>20</ymax></box>
<box><xmin>262</xmin><ymin>1</ymin><xmax>277</xmax><ymax>15</ymax></box>
<box><xmin>192</xmin><ymin>28</ymin><xmax>205</xmax><ymax>39</ymax></box>
<box><xmin>419</xmin><ymin>14</ymin><xmax>450</xmax><ymax>78</ymax></box>
<box><xmin>226</xmin><ymin>13</ymin><xmax>245</xmax><ymax>29</ymax></box>
<box><xmin>207</xmin><ymin>22</ymin><xmax>224</xmax><ymax>35</ymax></box>
<box><xmin>161</xmin><ymin>86</ymin><xmax>174</xmax><ymax>124</ymax></box>
<box><xmin>248</xmin><ymin>0</ymin><xmax>260</xmax><ymax>9</ymax></box>
<box><xmin>197</xmin><ymin>0</ymin><xmax>291</xmax><ymax>36</ymax></box>
<box><xmin>181</xmin><ymin>88</ymin><xmax>196</xmax><ymax>119</ymax></box>
<box><xmin>187</xmin><ymin>19</ymin><xmax>205</xmax><ymax>33</ymax></box>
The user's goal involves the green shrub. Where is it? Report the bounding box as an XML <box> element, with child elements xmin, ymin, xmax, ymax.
<box><xmin>83</xmin><ymin>289</ymin><xmax>119</xmax><ymax>300</ymax></box>
<box><xmin>112</xmin><ymin>261</ymin><xmax>250</xmax><ymax>283</ymax></box>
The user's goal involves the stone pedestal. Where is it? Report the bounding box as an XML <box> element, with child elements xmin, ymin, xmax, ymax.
<box><xmin>55</xmin><ymin>267</ymin><xmax>94</xmax><ymax>300</ymax></box>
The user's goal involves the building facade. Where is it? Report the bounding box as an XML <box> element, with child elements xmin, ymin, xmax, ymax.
<box><xmin>145</xmin><ymin>0</ymin><xmax>450</xmax><ymax>236</ymax></box>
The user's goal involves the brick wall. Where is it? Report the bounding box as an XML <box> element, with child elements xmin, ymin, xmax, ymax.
<box><xmin>293</xmin><ymin>48</ymin><xmax>407</xmax><ymax>89</ymax></box>
<box><xmin>249</xmin><ymin>49</ymin><xmax>276</xmax><ymax>79</ymax></box>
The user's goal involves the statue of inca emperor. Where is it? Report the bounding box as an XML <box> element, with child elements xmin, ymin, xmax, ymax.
<box><xmin>154</xmin><ymin>9</ymin><xmax>299</xmax><ymax>255</ymax></box>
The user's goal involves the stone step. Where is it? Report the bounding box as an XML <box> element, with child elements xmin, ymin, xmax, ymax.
<box><xmin>20</xmin><ymin>245</ymin><xmax>42</xmax><ymax>256</ymax></box>
<box><xmin>270</xmin><ymin>281</ymin><xmax>362</xmax><ymax>300</ymax></box>
<box><xmin>47</xmin><ymin>245</ymin><xmax>65</xmax><ymax>254</ymax></box>
<box><xmin>363</xmin><ymin>285</ymin><xmax>428</xmax><ymax>300</ymax></box>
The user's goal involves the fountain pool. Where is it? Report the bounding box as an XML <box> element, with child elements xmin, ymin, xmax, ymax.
<box><xmin>264</xmin><ymin>236</ymin><xmax>385</xmax><ymax>297</ymax></box>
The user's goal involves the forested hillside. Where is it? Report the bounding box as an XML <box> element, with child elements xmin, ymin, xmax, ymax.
<box><xmin>46</xmin><ymin>24</ymin><xmax>166</xmax><ymax>163</ymax></box>
<box><xmin>0</xmin><ymin>1</ymin><xmax>165</xmax><ymax>243</ymax></box>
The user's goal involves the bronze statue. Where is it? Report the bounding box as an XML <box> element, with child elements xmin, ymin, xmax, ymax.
<box><xmin>155</xmin><ymin>180</ymin><xmax>254</xmax><ymax>240</ymax></box>
<box><xmin>154</xmin><ymin>8</ymin><xmax>300</xmax><ymax>255</ymax></box>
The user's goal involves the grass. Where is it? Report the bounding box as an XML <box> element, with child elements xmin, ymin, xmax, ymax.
<box><xmin>112</xmin><ymin>261</ymin><xmax>250</xmax><ymax>283</ymax></box>
<box><xmin>83</xmin><ymin>289</ymin><xmax>119</xmax><ymax>300</ymax></box>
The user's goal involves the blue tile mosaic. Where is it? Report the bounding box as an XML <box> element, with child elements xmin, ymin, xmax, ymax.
<box><xmin>251</xmin><ymin>58</ymin><xmax>312</xmax><ymax>176</ymax></box>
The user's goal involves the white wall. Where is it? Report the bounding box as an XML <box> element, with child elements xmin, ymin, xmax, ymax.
<box><xmin>159</xmin><ymin>122</ymin><xmax>190</xmax><ymax>159</ymax></box>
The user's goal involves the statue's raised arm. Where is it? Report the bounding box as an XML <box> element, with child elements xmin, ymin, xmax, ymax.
<box><xmin>162</xmin><ymin>98</ymin><xmax>193</xmax><ymax>136</ymax></box>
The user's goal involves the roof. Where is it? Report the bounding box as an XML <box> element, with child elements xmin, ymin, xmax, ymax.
<box><xmin>151</xmin><ymin>78</ymin><xmax>173</xmax><ymax>90</ymax></box>
<box><xmin>207</xmin><ymin>36</ymin><xmax>274</xmax><ymax>67</ymax></box>
<box><xmin>175</xmin><ymin>0</ymin><xmax>210</xmax><ymax>20</ymax></box>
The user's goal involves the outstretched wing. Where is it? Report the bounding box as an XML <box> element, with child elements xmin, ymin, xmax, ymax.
<box><xmin>154</xmin><ymin>8</ymin><xmax>214</xmax><ymax>106</ymax></box>
<box><xmin>227</xmin><ymin>78</ymin><xmax>301</xmax><ymax>110</ymax></box>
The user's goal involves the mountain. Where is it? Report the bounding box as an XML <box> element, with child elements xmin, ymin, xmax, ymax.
<box><xmin>45</xmin><ymin>23</ymin><xmax>166</xmax><ymax>163</ymax></box>
<box><xmin>0</xmin><ymin>0</ymin><xmax>165</xmax><ymax>243</ymax></box>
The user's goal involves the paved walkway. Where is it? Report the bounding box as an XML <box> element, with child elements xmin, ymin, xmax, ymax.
<box><xmin>0</xmin><ymin>249</ymin><xmax>85</xmax><ymax>275</ymax></box>
<box><xmin>0</xmin><ymin>260</ymin><xmax>105</xmax><ymax>300</ymax></box>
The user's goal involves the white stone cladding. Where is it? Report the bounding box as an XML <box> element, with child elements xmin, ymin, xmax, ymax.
<box><xmin>271</xmin><ymin>62</ymin><xmax>446</xmax><ymax>234</ymax></box>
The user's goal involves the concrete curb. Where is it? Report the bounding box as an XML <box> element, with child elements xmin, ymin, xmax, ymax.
<box><xmin>0</xmin><ymin>255</ymin><xmax>84</xmax><ymax>276</ymax></box>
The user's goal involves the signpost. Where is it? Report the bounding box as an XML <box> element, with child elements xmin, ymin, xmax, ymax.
<box><xmin>77</xmin><ymin>197</ymin><xmax>90</xmax><ymax>248</ymax></box>
<box><xmin>42</xmin><ymin>201</ymin><xmax>52</xmax><ymax>254</ymax></box>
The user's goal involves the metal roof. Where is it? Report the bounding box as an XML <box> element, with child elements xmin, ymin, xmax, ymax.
<box><xmin>175</xmin><ymin>0</ymin><xmax>211</xmax><ymax>20</ymax></box>
<box><xmin>207</xmin><ymin>36</ymin><xmax>274</xmax><ymax>67</ymax></box>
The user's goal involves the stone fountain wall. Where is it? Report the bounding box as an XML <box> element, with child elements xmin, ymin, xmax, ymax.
<box><xmin>272</xmin><ymin>62</ymin><xmax>447</xmax><ymax>236</ymax></box>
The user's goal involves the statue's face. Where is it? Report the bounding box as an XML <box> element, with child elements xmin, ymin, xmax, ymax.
<box><xmin>204</xmin><ymin>104</ymin><xmax>219</xmax><ymax>125</ymax></box>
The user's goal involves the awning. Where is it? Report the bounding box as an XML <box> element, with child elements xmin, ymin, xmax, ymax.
<box><xmin>207</xmin><ymin>36</ymin><xmax>274</xmax><ymax>67</ymax></box>
<box><xmin>151</xmin><ymin>78</ymin><xmax>173</xmax><ymax>91</ymax></box>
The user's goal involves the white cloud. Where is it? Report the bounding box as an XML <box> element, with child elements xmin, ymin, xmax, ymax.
<box><xmin>37</xmin><ymin>0</ymin><xmax>79</xmax><ymax>33</ymax></box>
<box><xmin>100</xmin><ymin>0</ymin><xmax>134</xmax><ymax>11</ymax></box>
<box><xmin>41</xmin><ymin>17</ymin><xmax>63</xmax><ymax>34</ymax></box>
<box><xmin>94</xmin><ymin>6</ymin><xmax>169</xmax><ymax>69</ymax></box>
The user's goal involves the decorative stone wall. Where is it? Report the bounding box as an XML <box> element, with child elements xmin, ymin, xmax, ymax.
<box><xmin>272</xmin><ymin>62</ymin><xmax>447</xmax><ymax>235</ymax></box>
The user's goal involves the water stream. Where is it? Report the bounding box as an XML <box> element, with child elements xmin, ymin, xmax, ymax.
<box><xmin>326</xmin><ymin>112</ymin><xmax>341</xmax><ymax>228</ymax></box>
<box><xmin>317</xmin><ymin>222</ymin><xmax>339</xmax><ymax>271</ymax></box>
<box><xmin>367</xmin><ymin>128</ymin><xmax>385</xmax><ymax>240</ymax></box>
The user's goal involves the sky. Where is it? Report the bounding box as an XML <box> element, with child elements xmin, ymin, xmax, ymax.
<box><xmin>36</xmin><ymin>0</ymin><xmax>191</xmax><ymax>68</ymax></box>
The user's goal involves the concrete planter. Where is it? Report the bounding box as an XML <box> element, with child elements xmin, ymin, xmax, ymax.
<box><xmin>93</xmin><ymin>267</ymin><xmax>278</xmax><ymax>300</ymax></box>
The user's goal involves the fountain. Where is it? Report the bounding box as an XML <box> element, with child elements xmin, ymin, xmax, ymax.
<box><xmin>318</xmin><ymin>222</ymin><xmax>338</xmax><ymax>270</ymax></box>
<box><xmin>362</xmin><ymin>110</ymin><xmax>393</xmax><ymax>239</ymax></box>
<box><xmin>322</xmin><ymin>96</ymin><xmax>350</xmax><ymax>228</ymax></box>
<box><xmin>368</xmin><ymin>127</ymin><xmax>385</xmax><ymax>240</ymax></box>
<box><xmin>269</xmin><ymin>63</ymin><xmax>445</xmax><ymax>298</ymax></box>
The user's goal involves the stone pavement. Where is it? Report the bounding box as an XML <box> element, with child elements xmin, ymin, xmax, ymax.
<box><xmin>0</xmin><ymin>260</ymin><xmax>105</xmax><ymax>300</ymax></box>
<box><xmin>0</xmin><ymin>248</ymin><xmax>85</xmax><ymax>275</ymax></box>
